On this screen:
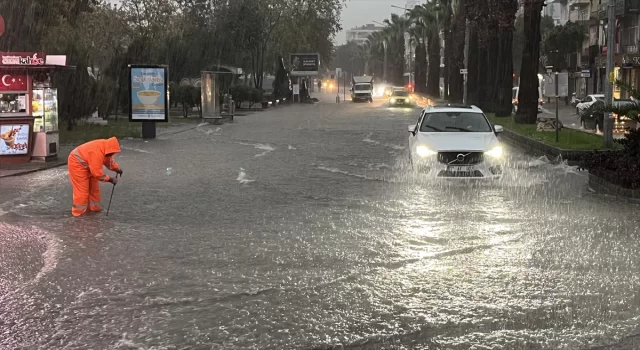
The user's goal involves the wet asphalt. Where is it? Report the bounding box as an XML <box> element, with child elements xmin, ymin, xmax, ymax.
<box><xmin>1</xmin><ymin>93</ymin><xmax>640</xmax><ymax>350</ymax></box>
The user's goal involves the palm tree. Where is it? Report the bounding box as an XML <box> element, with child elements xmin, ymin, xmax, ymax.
<box><xmin>409</xmin><ymin>2</ymin><xmax>443</xmax><ymax>97</ymax></box>
<box><xmin>383</xmin><ymin>13</ymin><xmax>410</xmax><ymax>86</ymax></box>
<box><xmin>464</xmin><ymin>0</ymin><xmax>517</xmax><ymax>115</ymax></box>
<box><xmin>407</xmin><ymin>24</ymin><xmax>428</xmax><ymax>94</ymax></box>
<box><xmin>515</xmin><ymin>0</ymin><xmax>545</xmax><ymax>123</ymax></box>
<box><xmin>366</xmin><ymin>31</ymin><xmax>386</xmax><ymax>79</ymax></box>
<box><xmin>355</xmin><ymin>44</ymin><xmax>370</xmax><ymax>76</ymax></box>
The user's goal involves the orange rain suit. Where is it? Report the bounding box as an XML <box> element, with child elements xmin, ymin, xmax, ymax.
<box><xmin>67</xmin><ymin>137</ymin><xmax>121</xmax><ymax>216</ymax></box>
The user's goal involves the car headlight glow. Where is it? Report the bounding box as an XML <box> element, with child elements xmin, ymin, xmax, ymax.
<box><xmin>416</xmin><ymin>145</ymin><xmax>436</xmax><ymax>157</ymax></box>
<box><xmin>390</xmin><ymin>98</ymin><xmax>396</xmax><ymax>103</ymax></box>
<box><xmin>485</xmin><ymin>145</ymin><xmax>503</xmax><ymax>158</ymax></box>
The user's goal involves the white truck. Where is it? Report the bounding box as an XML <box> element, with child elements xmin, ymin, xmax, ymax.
<box><xmin>351</xmin><ymin>76</ymin><xmax>374</xmax><ymax>102</ymax></box>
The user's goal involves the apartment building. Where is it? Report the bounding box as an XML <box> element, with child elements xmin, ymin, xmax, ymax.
<box><xmin>588</xmin><ymin>0</ymin><xmax>640</xmax><ymax>97</ymax></box>
<box><xmin>345</xmin><ymin>24</ymin><xmax>384</xmax><ymax>46</ymax></box>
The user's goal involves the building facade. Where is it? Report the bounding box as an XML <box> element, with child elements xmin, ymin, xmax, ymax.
<box><xmin>345</xmin><ymin>24</ymin><xmax>384</xmax><ymax>46</ymax></box>
<box><xmin>588</xmin><ymin>0</ymin><xmax>640</xmax><ymax>99</ymax></box>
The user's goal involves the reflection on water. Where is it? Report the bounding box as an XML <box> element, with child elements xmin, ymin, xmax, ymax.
<box><xmin>1</xmin><ymin>149</ymin><xmax>639</xmax><ymax>349</ymax></box>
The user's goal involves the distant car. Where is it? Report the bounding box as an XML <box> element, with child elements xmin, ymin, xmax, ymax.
<box><xmin>581</xmin><ymin>99</ymin><xmax>637</xmax><ymax>132</ymax></box>
<box><xmin>407</xmin><ymin>104</ymin><xmax>505</xmax><ymax>179</ymax></box>
<box><xmin>512</xmin><ymin>86</ymin><xmax>543</xmax><ymax>114</ymax></box>
<box><xmin>576</xmin><ymin>94</ymin><xmax>605</xmax><ymax>116</ymax></box>
<box><xmin>384</xmin><ymin>86</ymin><xmax>393</xmax><ymax>97</ymax></box>
<box><xmin>389</xmin><ymin>89</ymin><xmax>413</xmax><ymax>106</ymax></box>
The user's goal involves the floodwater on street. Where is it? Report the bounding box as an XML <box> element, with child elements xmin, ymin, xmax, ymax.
<box><xmin>1</xmin><ymin>94</ymin><xmax>640</xmax><ymax>349</ymax></box>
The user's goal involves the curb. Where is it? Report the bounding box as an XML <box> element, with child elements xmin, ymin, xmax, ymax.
<box><xmin>0</xmin><ymin>161</ymin><xmax>68</xmax><ymax>178</ymax></box>
<box><xmin>497</xmin><ymin>128</ymin><xmax>599</xmax><ymax>162</ymax></box>
<box><xmin>588</xmin><ymin>173</ymin><xmax>640</xmax><ymax>202</ymax></box>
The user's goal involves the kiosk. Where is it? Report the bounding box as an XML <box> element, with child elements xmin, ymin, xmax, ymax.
<box><xmin>0</xmin><ymin>52</ymin><xmax>71</xmax><ymax>165</ymax></box>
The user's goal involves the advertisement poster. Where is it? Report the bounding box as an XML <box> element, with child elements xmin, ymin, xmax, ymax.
<box><xmin>290</xmin><ymin>53</ymin><xmax>320</xmax><ymax>76</ymax></box>
<box><xmin>0</xmin><ymin>124</ymin><xmax>29</xmax><ymax>155</ymax></box>
<box><xmin>129</xmin><ymin>66</ymin><xmax>168</xmax><ymax>122</ymax></box>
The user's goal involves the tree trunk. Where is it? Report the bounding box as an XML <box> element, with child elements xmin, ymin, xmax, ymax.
<box><xmin>484</xmin><ymin>30</ymin><xmax>499</xmax><ymax>113</ymax></box>
<box><xmin>427</xmin><ymin>31</ymin><xmax>441</xmax><ymax>97</ymax></box>
<box><xmin>448</xmin><ymin>12</ymin><xmax>466</xmax><ymax>103</ymax></box>
<box><xmin>477</xmin><ymin>42</ymin><xmax>488</xmax><ymax>110</ymax></box>
<box><xmin>467</xmin><ymin>23</ymin><xmax>479</xmax><ymax>106</ymax></box>
<box><xmin>515</xmin><ymin>0</ymin><xmax>544</xmax><ymax>124</ymax></box>
<box><xmin>415</xmin><ymin>41</ymin><xmax>428</xmax><ymax>94</ymax></box>
<box><xmin>443</xmin><ymin>30</ymin><xmax>451</xmax><ymax>100</ymax></box>
<box><xmin>495</xmin><ymin>26</ymin><xmax>515</xmax><ymax>117</ymax></box>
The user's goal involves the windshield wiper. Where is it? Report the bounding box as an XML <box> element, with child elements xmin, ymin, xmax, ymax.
<box><xmin>445</xmin><ymin>126</ymin><xmax>471</xmax><ymax>132</ymax></box>
<box><xmin>422</xmin><ymin>124</ymin><xmax>443</xmax><ymax>132</ymax></box>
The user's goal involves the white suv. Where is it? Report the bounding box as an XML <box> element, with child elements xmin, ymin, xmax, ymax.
<box><xmin>408</xmin><ymin>104</ymin><xmax>505</xmax><ymax>179</ymax></box>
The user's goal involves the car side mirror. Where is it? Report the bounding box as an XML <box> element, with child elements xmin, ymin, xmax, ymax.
<box><xmin>494</xmin><ymin>125</ymin><xmax>504</xmax><ymax>134</ymax></box>
<box><xmin>408</xmin><ymin>125</ymin><xmax>417</xmax><ymax>134</ymax></box>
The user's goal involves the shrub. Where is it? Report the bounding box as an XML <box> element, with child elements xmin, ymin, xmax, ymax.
<box><xmin>581</xmin><ymin>129</ymin><xmax>640</xmax><ymax>189</ymax></box>
<box><xmin>230</xmin><ymin>85</ymin><xmax>262</xmax><ymax>108</ymax></box>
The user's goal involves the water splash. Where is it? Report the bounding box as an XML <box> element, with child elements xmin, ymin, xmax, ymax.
<box><xmin>237</xmin><ymin>168</ymin><xmax>255</xmax><ymax>184</ymax></box>
<box><xmin>121</xmin><ymin>146</ymin><xmax>152</xmax><ymax>154</ymax></box>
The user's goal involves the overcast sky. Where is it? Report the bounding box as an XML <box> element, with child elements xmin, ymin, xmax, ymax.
<box><xmin>338</xmin><ymin>0</ymin><xmax>416</xmax><ymax>45</ymax></box>
<box><xmin>107</xmin><ymin>0</ymin><xmax>414</xmax><ymax>46</ymax></box>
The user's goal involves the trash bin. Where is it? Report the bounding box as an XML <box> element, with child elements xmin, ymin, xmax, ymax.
<box><xmin>221</xmin><ymin>93</ymin><xmax>234</xmax><ymax>120</ymax></box>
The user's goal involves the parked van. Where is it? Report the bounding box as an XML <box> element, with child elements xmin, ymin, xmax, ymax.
<box><xmin>512</xmin><ymin>86</ymin><xmax>543</xmax><ymax>114</ymax></box>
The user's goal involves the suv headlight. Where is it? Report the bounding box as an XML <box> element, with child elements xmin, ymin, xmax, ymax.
<box><xmin>416</xmin><ymin>145</ymin><xmax>436</xmax><ymax>157</ymax></box>
<box><xmin>485</xmin><ymin>145</ymin><xmax>503</xmax><ymax>158</ymax></box>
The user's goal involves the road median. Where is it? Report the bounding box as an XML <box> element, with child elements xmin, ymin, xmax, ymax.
<box><xmin>486</xmin><ymin>114</ymin><xmax>618</xmax><ymax>162</ymax></box>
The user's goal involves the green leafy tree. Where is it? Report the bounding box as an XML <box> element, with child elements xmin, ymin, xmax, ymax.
<box><xmin>543</xmin><ymin>21</ymin><xmax>587</xmax><ymax>71</ymax></box>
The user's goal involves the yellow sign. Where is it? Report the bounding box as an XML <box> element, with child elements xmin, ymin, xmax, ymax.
<box><xmin>609</xmin><ymin>72</ymin><xmax>615</xmax><ymax>83</ymax></box>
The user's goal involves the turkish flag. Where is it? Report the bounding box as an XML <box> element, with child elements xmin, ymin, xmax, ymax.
<box><xmin>0</xmin><ymin>72</ymin><xmax>28</xmax><ymax>92</ymax></box>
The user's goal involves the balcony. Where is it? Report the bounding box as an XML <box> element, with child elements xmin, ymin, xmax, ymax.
<box><xmin>568</xmin><ymin>0</ymin><xmax>590</xmax><ymax>7</ymax></box>
<box><xmin>615</xmin><ymin>0</ymin><xmax>640</xmax><ymax>16</ymax></box>
<box><xmin>600</xmin><ymin>0</ymin><xmax>640</xmax><ymax>18</ymax></box>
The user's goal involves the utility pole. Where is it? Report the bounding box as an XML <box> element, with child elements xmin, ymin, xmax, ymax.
<box><xmin>383</xmin><ymin>40</ymin><xmax>388</xmax><ymax>83</ymax></box>
<box><xmin>409</xmin><ymin>38</ymin><xmax>413</xmax><ymax>89</ymax></box>
<box><xmin>604</xmin><ymin>2</ymin><xmax>615</xmax><ymax>147</ymax></box>
<box><xmin>463</xmin><ymin>19</ymin><xmax>470</xmax><ymax>105</ymax></box>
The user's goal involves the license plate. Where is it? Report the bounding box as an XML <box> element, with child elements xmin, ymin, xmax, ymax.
<box><xmin>447</xmin><ymin>166</ymin><xmax>474</xmax><ymax>173</ymax></box>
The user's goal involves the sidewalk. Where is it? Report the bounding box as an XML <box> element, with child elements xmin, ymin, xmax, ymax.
<box><xmin>0</xmin><ymin>145</ymin><xmax>73</xmax><ymax>178</ymax></box>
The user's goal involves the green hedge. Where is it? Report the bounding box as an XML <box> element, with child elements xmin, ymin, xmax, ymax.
<box><xmin>230</xmin><ymin>85</ymin><xmax>263</xmax><ymax>108</ymax></box>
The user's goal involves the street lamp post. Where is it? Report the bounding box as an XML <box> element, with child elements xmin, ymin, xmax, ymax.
<box><xmin>372</xmin><ymin>20</ymin><xmax>388</xmax><ymax>83</ymax></box>
<box><xmin>604</xmin><ymin>2</ymin><xmax>615</xmax><ymax>147</ymax></box>
<box><xmin>409</xmin><ymin>37</ymin><xmax>413</xmax><ymax>88</ymax></box>
<box><xmin>463</xmin><ymin>19</ymin><xmax>469</xmax><ymax>105</ymax></box>
<box><xmin>391</xmin><ymin>5</ymin><xmax>415</xmax><ymax>87</ymax></box>
<box><xmin>383</xmin><ymin>40</ymin><xmax>388</xmax><ymax>82</ymax></box>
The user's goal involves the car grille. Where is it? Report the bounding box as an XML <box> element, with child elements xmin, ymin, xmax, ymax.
<box><xmin>396</xmin><ymin>99</ymin><xmax>405</xmax><ymax>102</ymax></box>
<box><xmin>355</xmin><ymin>93</ymin><xmax>369</xmax><ymax>97</ymax></box>
<box><xmin>438</xmin><ymin>170</ymin><xmax>484</xmax><ymax>178</ymax></box>
<box><xmin>437</xmin><ymin>152</ymin><xmax>484</xmax><ymax>165</ymax></box>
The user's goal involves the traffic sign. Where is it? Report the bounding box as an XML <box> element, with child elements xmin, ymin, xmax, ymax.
<box><xmin>543</xmin><ymin>72</ymin><xmax>569</xmax><ymax>97</ymax></box>
<box><xmin>581</xmin><ymin>69</ymin><xmax>591</xmax><ymax>78</ymax></box>
<box><xmin>460</xmin><ymin>68</ymin><xmax>468</xmax><ymax>74</ymax></box>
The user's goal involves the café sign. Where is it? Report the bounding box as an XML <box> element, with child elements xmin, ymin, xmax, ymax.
<box><xmin>0</xmin><ymin>52</ymin><xmax>45</xmax><ymax>66</ymax></box>
<box><xmin>623</xmin><ymin>55</ymin><xmax>640</xmax><ymax>66</ymax></box>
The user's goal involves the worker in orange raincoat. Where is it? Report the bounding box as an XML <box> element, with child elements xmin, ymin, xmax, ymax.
<box><xmin>67</xmin><ymin>137</ymin><xmax>123</xmax><ymax>216</ymax></box>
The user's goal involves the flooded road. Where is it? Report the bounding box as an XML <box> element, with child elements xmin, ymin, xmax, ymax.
<box><xmin>1</xmin><ymin>95</ymin><xmax>640</xmax><ymax>349</ymax></box>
